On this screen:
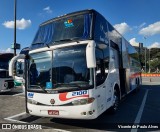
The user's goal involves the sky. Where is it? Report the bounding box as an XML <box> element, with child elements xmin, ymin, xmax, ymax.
<box><xmin>0</xmin><ymin>0</ymin><xmax>160</xmax><ymax>53</ymax></box>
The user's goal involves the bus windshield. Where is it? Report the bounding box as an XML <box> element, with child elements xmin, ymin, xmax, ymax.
<box><xmin>0</xmin><ymin>60</ymin><xmax>8</xmax><ymax>70</ymax></box>
<box><xmin>29</xmin><ymin>45</ymin><xmax>94</xmax><ymax>91</ymax></box>
<box><xmin>31</xmin><ymin>14</ymin><xmax>92</xmax><ymax>49</ymax></box>
<box><xmin>52</xmin><ymin>45</ymin><xmax>94</xmax><ymax>89</ymax></box>
<box><xmin>0</xmin><ymin>70</ymin><xmax>9</xmax><ymax>78</ymax></box>
<box><xmin>0</xmin><ymin>53</ymin><xmax>13</xmax><ymax>70</ymax></box>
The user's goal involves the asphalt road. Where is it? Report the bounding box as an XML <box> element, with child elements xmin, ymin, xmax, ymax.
<box><xmin>0</xmin><ymin>78</ymin><xmax>160</xmax><ymax>132</ymax></box>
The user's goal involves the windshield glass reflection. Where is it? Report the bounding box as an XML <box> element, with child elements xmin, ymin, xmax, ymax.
<box><xmin>52</xmin><ymin>45</ymin><xmax>93</xmax><ymax>88</ymax></box>
<box><xmin>29</xmin><ymin>51</ymin><xmax>51</xmax><ymax>89</ymax></box>
<box><xmin>29</xmin><ymin>45</ymin><xmax>94</xmax><ymax>90</ymax></box>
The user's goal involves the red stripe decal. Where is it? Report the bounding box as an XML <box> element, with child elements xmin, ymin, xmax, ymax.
<box><xmin>59</xmin><ymin>92</ymin><xmax>89</xmax><ymax>101</ymax></box>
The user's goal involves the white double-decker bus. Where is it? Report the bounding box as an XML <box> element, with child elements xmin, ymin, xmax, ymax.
<box><xmin>9</xmin><ymin>9</ymin><xmax>141</xmax><ymax>119</ymax></box>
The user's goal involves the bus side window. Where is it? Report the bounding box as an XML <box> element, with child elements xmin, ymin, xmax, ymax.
<box><xmin>109</xmin><ymin>48</ymin><xmax>119</xmax><ymax>71</ymax></box>
<box><xmin>103</xmin><ymin>45</ymin><xmax>109</xmax><ymax>76</ymax></box>
<box><xmin>96</xmin><ymin>48</ymin><xmax>105</xmax><ymax>85</ymax></box>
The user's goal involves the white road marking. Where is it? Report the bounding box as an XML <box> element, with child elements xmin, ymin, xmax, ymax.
<box><xmin>4</xmin><ymin>112</ymin><xmax>71</xmax><ymax>132</ymax></box>
<box><xmin>131</xmin><ymin>89</ymin><xmax>149</xmax><ymax>132</ymax></box>
<box><xmin>12</xmin><ymin>93</ymin><xmax>24</xmax><ymax>96</ymax></box>
<box><xmin>4</xmin><ymin>117</ymin><xmax>27</xmax><ymax>123</ymax></box>
<box><xmin>5</xmin><ymin>112</ymin><xmax>26</xmax><ymax>119</ymax></box>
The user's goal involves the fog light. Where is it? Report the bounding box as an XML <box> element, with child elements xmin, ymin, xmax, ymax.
<box><xmin>88</xmin><ymin>111</ymin><xmax>93</xmax><ymax>115</ymax></box>
<box><xmin>81</xmin><ymin>112</ymin><xmax>87</xmax><ymax>115</ymax></box>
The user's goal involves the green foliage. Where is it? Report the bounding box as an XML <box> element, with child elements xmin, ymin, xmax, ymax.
<box><xmin>149</xmin><ymin>58</ymin><xmax>160</xmax><ymax>72</ymax></box>
<box><xmin>140</xmin><ymin>47</ymin><xmax>160</xmax><ymax>73</ymax></box>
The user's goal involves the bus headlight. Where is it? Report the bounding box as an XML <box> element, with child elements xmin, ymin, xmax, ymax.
<box><xmin>72</xmin><ymin>97</ymin><xmax>95</xmax><ymax>105</ymax></box>
<box><xmin>27</xmin><ymin>99</ymin><xmax>38</xmax><ymax>105</ymax></box>
<box><xmin>80</xmin><ymin>99</ymin><xmax>88</xmax><ymax>104</ymax></box>
<box><xmin>72</xmin><ymin>100</ymin><xmax>80</xmax><ymax>105</ymax></box>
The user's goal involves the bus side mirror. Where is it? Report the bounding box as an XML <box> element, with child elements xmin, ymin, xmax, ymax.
<box><xmin>86</xmin><ymin>41</ymin><xmax>96</xmax><ymax>68</ymax></box>
<box><xmin>9</xmin><ymin>54</ymin><xmax>26</xmax><ymax>76</ymax></box>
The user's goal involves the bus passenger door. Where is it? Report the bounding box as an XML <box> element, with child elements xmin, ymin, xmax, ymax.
<box><xmin>95</xmin><ymin>49</ymin><xmax>106</xmax><ymax>113</ymax></box>
<box><xmin>108</xmin><ymin>47</ymin><xmax>120</xmax><ymax>106</ymax></box>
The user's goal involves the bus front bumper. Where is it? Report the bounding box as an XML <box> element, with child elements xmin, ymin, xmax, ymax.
<box><xmin>0</xmin><ymin>89</ymin><xmax>11</xmax><ymax>93</ymax></box>
<box><xmin>27</xmin><ymin>103</ymin><xmax>98</xmax><ymax>119</ymax></box>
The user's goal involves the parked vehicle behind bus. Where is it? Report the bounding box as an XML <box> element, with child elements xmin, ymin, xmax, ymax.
<box><xmin>0</xmin><ymin>53</ymin><xmax>14</xmax><ymax>92</ymax></box>
<box><xmin>9</xmin><ymin>9</ymin><xmax>141</xmax><ymax>119</ymax></box>
<box><xmin>14</xmin><ymin>47</ymin><xmax>29</xmax><ymax>93</ymax></box>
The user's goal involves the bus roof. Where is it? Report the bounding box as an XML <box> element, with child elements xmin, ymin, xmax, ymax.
<box><xmin>40</xmin><ymin>9</ymin><xmax>96</xmax><ymax>26</ymax></box>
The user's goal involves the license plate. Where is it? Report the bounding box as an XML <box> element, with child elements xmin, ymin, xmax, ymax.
<box><xmin>48</xmin><ymin>110</ymin><xmax>59</xmax><ymax>115</ymax></box>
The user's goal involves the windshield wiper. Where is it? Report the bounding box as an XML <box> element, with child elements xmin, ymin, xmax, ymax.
<box><xmin>29</xmin><ymin>85</ymin><xmax>47</xmax><ymax>93</ymax></box>
<box><xmin>54</xmin><ymin>38</ymin><xmax>80</xmax><ymax>44</ymax></box>
<box><xmin>54</xmin><ymin>83</ymin><xmax>81</xmax><ymax>89</ymax></box>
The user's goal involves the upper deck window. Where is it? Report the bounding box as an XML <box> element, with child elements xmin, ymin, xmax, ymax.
<box><xmin>31</xmin><ymin>14</ymin><xmax>92</xmax><ymax>50</ymax></box>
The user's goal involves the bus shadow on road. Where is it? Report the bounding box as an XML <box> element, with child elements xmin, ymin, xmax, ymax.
<box><xmin>49</xmin><ymin>117</ymin><xmax>120</xmax><ymax>130</ymax></box>
<box><xmin>0</xmin><ymin>91</ymin><xmax>22</xmax><ymax>95</ymax></box>
<box><xmin>0</xmin><ymin>87</ymin><xmax>24</xmax><ymax>96</ymax></box>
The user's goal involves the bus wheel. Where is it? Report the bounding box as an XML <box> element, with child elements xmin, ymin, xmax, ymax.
<box><xmin>109</xmin><ymin>88</ymin><xmax>120</xmax><ymax>114</ymax></box>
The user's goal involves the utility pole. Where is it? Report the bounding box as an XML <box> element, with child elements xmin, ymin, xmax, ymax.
<box><xmin>145</xmin><ymin>48</ymin><xmax>147</xmax><ymax>73</ymax></box>
<box><xmin>14</xmin><ymin>0</ymin><xmax>17</xmax><ymax>56</ymax></box>
<box><xmin>144</xmin><ymin>37</ymin><xmax>147</xmax><ymax>73</ymax></box>
<box><xmin>149</xmin><ymin>48</ymin><xmax>150</xmax><ymax>73</ymax></box>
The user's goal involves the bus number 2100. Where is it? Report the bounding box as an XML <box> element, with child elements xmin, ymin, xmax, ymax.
<box><xmin>72</xmin><ymin>90</ymin><xmax>88</xmax><ymax>96</ymax></box>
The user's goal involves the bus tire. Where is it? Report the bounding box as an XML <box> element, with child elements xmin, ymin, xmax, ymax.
<box><xmin>109</xmin><ymin>87</ymin><xmax>120</xmax><ymax>114</ymax></box>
